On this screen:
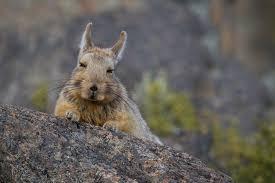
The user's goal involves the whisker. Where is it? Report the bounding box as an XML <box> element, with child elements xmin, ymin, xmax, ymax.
<box><xmin>106</xmin><ymin>87</ymin><xmax>135</xmax><ymax>112</ymax></box>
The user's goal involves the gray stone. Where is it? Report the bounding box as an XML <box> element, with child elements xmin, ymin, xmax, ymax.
<box><xmin>0</xmin><ymin>105</ymin><xmax>232</xmax><ymax>182</ymax></box>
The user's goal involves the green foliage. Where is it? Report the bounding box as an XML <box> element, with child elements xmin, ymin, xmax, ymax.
<box><xmin>134</xmin><ymin>72</ymin><xmax>199</xmax><ymax>136</ymax></box>
<box><xmin>211</xmin><ymin>121</ymin><xmax>275</xmax><ymax>183</ymax></box>
<box><xmin>135</xmin><ymin>72</ymin><xmax>275</xmax><ymax>182</ymax></box>
<box><xmin>31</xmin><ymin>82</ymin><xmax>48</xmax><ymax>112</ymax></box>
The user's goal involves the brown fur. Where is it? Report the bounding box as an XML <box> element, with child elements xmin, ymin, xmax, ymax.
<box><xmin>54</xmin><ymin>23</ymin><xmax>162</xmax><ymax>144</ymax></box>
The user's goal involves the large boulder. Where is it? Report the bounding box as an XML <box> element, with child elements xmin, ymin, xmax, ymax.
<box><xmin>0</xmin><ymin>105</ymin><xmax>232</xmax><ymax>182</ymax></box>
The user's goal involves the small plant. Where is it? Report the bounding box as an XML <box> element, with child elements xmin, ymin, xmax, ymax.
<box><xmin>134</xmin><ymin>72</ymin><xmax>199</xmax><ymax>136</ymax></box>
<box><xmin>211</xmin><ymin>120</ymin><xmax>275</xmax><ymax>183</ymax></box>
<box><xmin>31</xmin><ymin>82</ymin><xmax>49</xmax><ymax>112</ymax></box>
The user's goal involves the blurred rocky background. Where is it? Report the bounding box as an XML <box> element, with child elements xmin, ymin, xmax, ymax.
<box><xmin>0</xmin><ymin>0</ymin><xmax>274</xmax><ymax>182</ymax></box>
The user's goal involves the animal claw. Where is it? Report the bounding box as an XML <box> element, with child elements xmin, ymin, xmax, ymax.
<box><xmin>103</xmin><ymin>122</ymin><xmax>119</xmax><ymax>132</ymax></box>
<box><xmin>65</xmin><ymin>111</ymin><xmax>80</xmax><ymax>122</ymax></box>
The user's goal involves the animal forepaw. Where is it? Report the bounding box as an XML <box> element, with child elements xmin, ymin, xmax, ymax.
<box><xmin>103</xmin><ymin>122</ymin><xmax>119</xmax><ymax>132</ymax></box>
<box><xmin>65</xmin><ymin>111</ymin><xmax>80</xmax><ymax>122</ymax></box>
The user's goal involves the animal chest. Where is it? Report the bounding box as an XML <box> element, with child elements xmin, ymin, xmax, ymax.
<box><xmin>78</xmin><ymin>105</ymin><xmax>114</xmax><ymax>126</ymax></box>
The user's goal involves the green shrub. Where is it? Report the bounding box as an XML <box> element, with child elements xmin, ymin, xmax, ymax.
<box><xmin>134</xmin><ymin>72</ymin><xmax>199</xmax><ymax>136</ymax></box>
<box><xmin>31</xmin><ymin>82</ymin><xmax>48</xmax><ymax>112</ymax></box>
<box><xmin>135</xmin><ymin>72</ymin><xmax>275</xmax><ymax>182</ymax></box>
<box><xmin>211</xmin><ymin>121</ymin><xmax>275</xmax><ymax>183</ymax></box>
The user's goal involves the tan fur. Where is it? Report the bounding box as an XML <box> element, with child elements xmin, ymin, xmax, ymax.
<box><xmin>55</xmin><ymin>93</ymin><xmax>134</xmax><ymax>133</ymax></box>
<box><xmin>54</xmin><ymin>23</ymin><xmax>162</xmax><ymax>144</ymax></box>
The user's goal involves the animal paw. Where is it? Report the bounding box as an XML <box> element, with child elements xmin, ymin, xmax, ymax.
<box><xmin>65</xmin><ymin>111</ymin><xmax>80</xmax><ymax>122</ymax></box>
<box><xmin>103</xmin><ymin>121</ymin><xmax>119</xmax><ymax>132</ymax></box>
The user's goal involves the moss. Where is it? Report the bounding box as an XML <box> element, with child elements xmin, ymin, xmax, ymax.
<box><xmin>31</xmin><ymin>82</ymin><xmax>48</xmax><ymax>112</ymax></box>
<box><xmin>134</xmin><ymin>72</ymin><xmax>199</xmax><ymax>136</ymax></box>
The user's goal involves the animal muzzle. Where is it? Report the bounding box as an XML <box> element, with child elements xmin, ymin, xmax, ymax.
<box><xmin>89</xmin><ymin>85</ymin><xmax>98</xmax><ymax>100</ymax></box>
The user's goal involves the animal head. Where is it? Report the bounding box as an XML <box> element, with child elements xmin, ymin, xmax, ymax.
<box><xmin>64</xmin><ymin>22</ymin><xmax>127</xmax><ymax>104</ymax></box>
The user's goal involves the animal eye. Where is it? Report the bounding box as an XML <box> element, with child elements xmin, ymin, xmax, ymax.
<box><xmin>107</xmin><ymin>69</ymin><xmax>114</xmax><ymax>74</ymax></box>
<box><xmin>79</xmin><ymin>63</ymin><xmax>87</xmax><ymax>68</ymax></box>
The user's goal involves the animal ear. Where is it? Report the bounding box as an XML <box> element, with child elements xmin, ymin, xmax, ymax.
<box><xmin>79</xmin><ymin>22</ymin><xmax>94</xmax><ymax>51</ymax></box>
<box><xmin>111</xmin><ymin>31</ymin><xmax>127</xmax><ymax>61</ymax></box>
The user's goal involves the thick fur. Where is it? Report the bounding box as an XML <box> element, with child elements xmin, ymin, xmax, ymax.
<box><xmin>54</xmin><ymin>23</ymin><xmax>162</xmax><ymax>144</ymax></box>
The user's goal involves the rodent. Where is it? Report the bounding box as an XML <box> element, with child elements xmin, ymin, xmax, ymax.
<box><xmin>54</xmin><ymin>22</ymin><xmax>162</xmax><ymax>145</ymax></box>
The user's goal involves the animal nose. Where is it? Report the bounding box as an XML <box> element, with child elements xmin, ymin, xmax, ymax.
<box><xmin>90</xmin><ymin>85</ymin><xmax>98</xmax><ymax>92</ymax></box>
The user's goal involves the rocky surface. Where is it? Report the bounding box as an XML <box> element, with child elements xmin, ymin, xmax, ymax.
<box><xmin>0</xmin><ymin>105</ymin><xmax>232</xmax><ymax>182</ymax></box>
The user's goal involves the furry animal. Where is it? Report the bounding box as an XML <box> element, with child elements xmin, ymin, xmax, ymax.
<box><xmin>54</xmin><ymin>22</ymin><xmax>162</xmax><ymax>144</ymax></box>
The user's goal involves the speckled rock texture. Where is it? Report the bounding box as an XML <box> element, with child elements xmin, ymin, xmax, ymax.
<box><xmin>0</xmin><ymin>105</ymin><xmax>232</xmax><ymax>182</ymax></box>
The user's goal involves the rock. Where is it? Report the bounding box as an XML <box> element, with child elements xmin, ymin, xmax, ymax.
<box><xmin>0</xmin><ymin>105</ymin><xmax>232</xmax><ymax>182</ymax></box>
